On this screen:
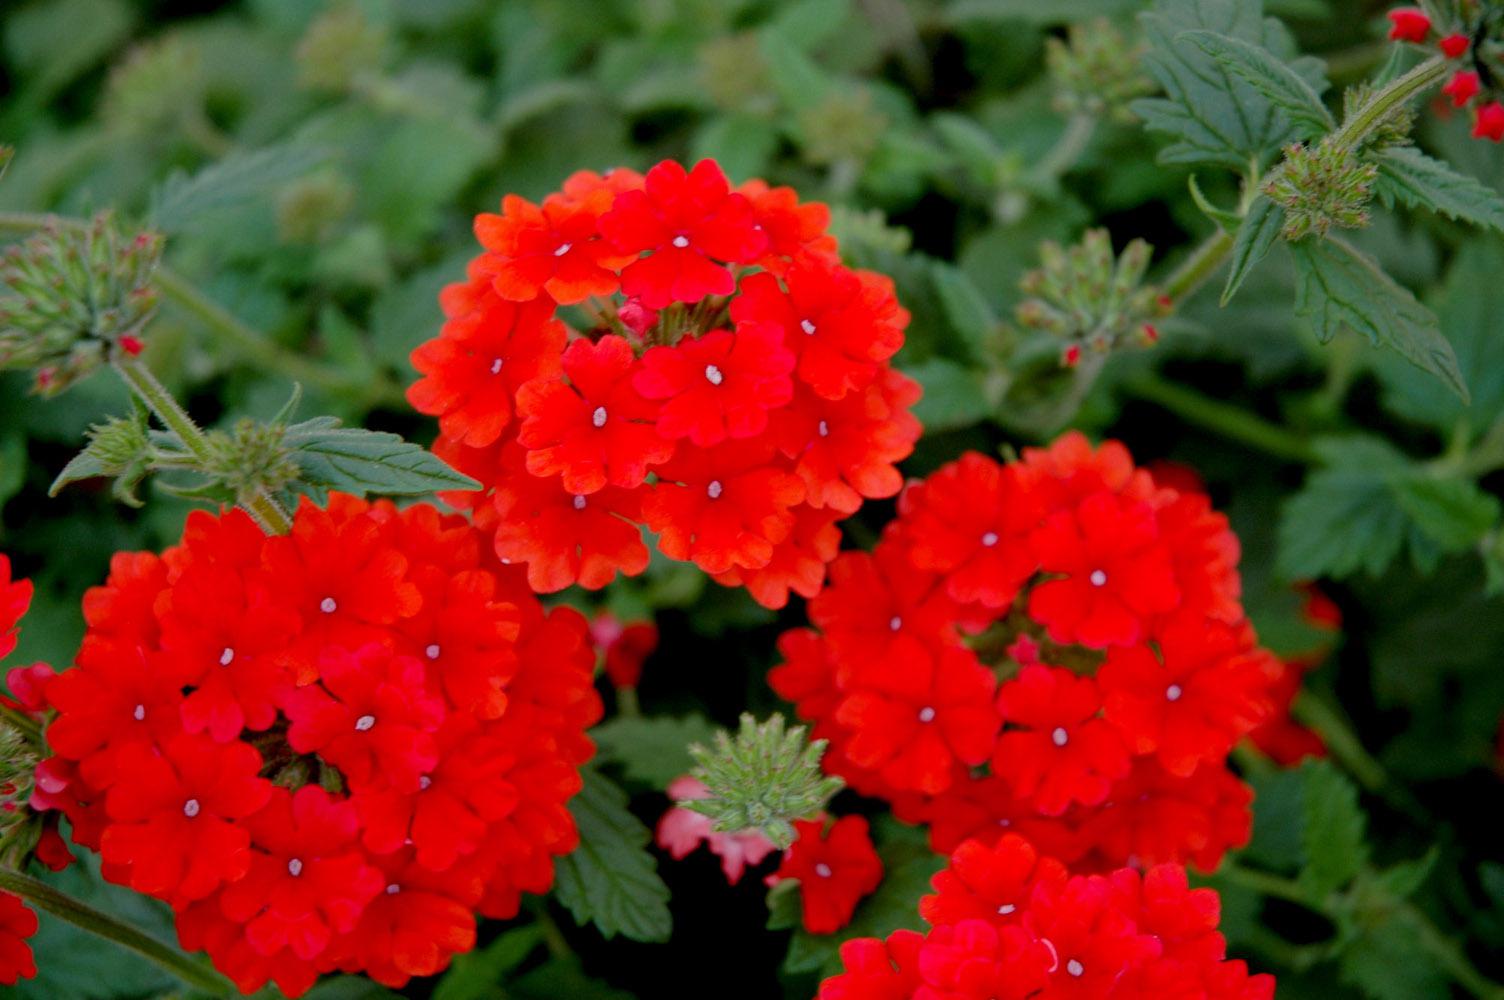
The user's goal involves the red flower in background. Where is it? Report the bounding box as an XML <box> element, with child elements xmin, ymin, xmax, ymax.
<box><xmin>770</xmin><ymin>816</ymin><xmax>884</xmax><ymax>934</ymax></box>
<box><xmin>0</xmin><ymin>554</ymin><xmax>31</xmax><ymax>661</ymax></box>
<box><xmin>1386</xmin><ymin>7</ymin><xmax>1431</xmax><ymax>42</ymax></box>
<box><xmin>590</xmin><ymin>613</ymin><xmax>658</xmax><ymax>690</ymax></box>
<box><xmin>0</xmin><ymin>893</ymin><xmax>37</xmax><ymax>986</ymax></box>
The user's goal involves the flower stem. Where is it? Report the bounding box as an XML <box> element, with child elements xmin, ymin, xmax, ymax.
<box><xmin>0</xmin><ymin>868</ymin><xmax>233</xmax><ymax>997</ymax></box>
<box><xmin>0</xmin><ymin>703</ymin><xmax>42</xmax><ymax>745</ymax></box>
<box><xmin>1330</xmin><ymin>55</ymin><xmax>1448</xmax><ymax>153</ymax></box>
<box><xmin>1292</xmin><ymin>691</ymin><xmax>1433</xmax><ymax>825</ymax></box>
<box><xmin>112</xmin><ymin>358</ymin><xmax>293</xmax><ymax>535</ymax></box>
<box><xmin>1119</xmin><ymin>371</ymin><xmax>1320</xmax><ymax>464</ymax></box>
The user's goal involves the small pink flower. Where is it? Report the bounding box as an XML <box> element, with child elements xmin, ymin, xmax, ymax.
<box><xmin>655</xmin><ymin>775</ymin><xmax>777</xmax><ymax>884</ymax></box>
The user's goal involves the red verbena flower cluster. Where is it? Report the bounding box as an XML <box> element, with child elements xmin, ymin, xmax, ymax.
<box><xmin>33</xmin><ymin>498</ymin><xmax>601</xmax><ymax>996</ymax></box>
<box><xmin>771</xmin><ymin>433</ymin><xmax>1292</xmax><ymax>873</ymax></box>
<box><xmin>819</xmin><ymin>833</ymin><xmax>1273</xmax><ymax>999</ymax></box>
<box><xmin>767</xmin><ymin>815</ymin><xmax>884</xmax><ymax>934</ymax></box>
<box><xmin>408</xmin><ymin>158</ymin><xmax>920</xmax><ymax>609</ymax></box>
<box><xmin>1387</xmin><ymin>6</ymin><xmax>1504</xmax><ymax>141</ymax></box>
<box><xmin>0</xmin><ymin>554</ymin><xmax>39</xmax><ymax>987</ymax></box>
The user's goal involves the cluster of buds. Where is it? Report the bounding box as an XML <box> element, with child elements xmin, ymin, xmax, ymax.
<box><xmin>1015</xmin><ymin>229</ymin><xmax>1169</xmax><ymax>368</ymax></box>
<box><xmin>1264</xmin><ymin>138</ymin><xmax>1380</xmax><ymax>240</ymax></box>
<box><xmin>0</xmin><ymin>213</ymin><xmax>162</xmax><ymax>396</ymax></box>
<box><xmin>1388</xmin><ymin>5</ymin><xmax>1504</xmax><ymax>141</ymax></box>
<box><xmin>686</xmin><ymin>713</ymin><xmax>844</xmax><ymax>849</ymax></box>
<box><xmin>1044</xmin><ymin>18</ymin><xmax>1154</xmax><ymax>125</ymax></box>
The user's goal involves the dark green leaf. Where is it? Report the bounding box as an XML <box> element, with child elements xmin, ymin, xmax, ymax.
<box><xmin>929</xmin><ymin>261</ymin><xmax>998</xmax><ymax>363</ymax></box>
<box><xmin>1299</xmin><ymin>759</ymin><xmax>1369</xmax><ymax>899</ymax></box>
<box><xmin>282</xmin><ymin>417</ymin><xmax>480</xmax><ymax>498</ymax></box>
<box><xmin>945</xmin><ymin>0</ymin><xmax>1143</xmax><ymax>23</ymax></box>
<box><xmin>902</xmin><ymin>357</ymin><xmax>998</xmax><ymax>432</ymax></box>
<box><xmin>1134</xmin><ymin>0</ymin><xmax>1329</xmax><ymax>169</ymax></box>
<box><xmin>1372</xmin><ymin>146</ymin><xmax>1504</xmax><ymax>234</ymax></box>
<box><xmin>591</xmin><ymin>714</ymin><xmax>717</xmax><ymax>788</ymax></box>
<box><xmin>508</xmin><ymin>957</ymin><xmax>633</xmax><ymax>1000</ymax></box>
<box><xmin>1276</xmin><ymin>437</ymin><xmax>1416</xmax><ymax>580</ymax></box>
<box><xmin>1336</xmin><ymin>905</ymin><xmax>1449</xmax><ymax>1000</ymax></box>
<box><xmin>150</xmin><ymin>143</ymin><xmax>329</xmax><ymax>233</ymax></box>
<box><xmin>1189</xmin><ymin>174</ymin><xmax>1245</xmax><ymax>231</ymax></box>
<box><xmin>1290</xmin><ymin>238</ymin><xmax>1466</xmax><ymax>401</ymax></box>
<box><xmin>1221</xmin><ymin>195</ymin><xmax>1285</xmax><ymax>304</ymax></box>
<box><xmin>1390</xmin><ymin>475</ymin><xmax>1500</xmax><ymax>552</ymax></box>
<box><xmin>432</xmin><ymin>927</ymin><xmax>543</xmax><ymax>1000</ymax></box>
<box><xmin>1180</xmin><ymin>29</ymin><xmax>1333</xmax><ymax>138</ymax></box>
<box><xmin>552</xmin><ymin>769</ymin><xmax>673</xmax><ymax>943</ymax></box>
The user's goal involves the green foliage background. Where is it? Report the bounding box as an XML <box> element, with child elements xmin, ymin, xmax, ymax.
<box><xmin>2</xmin><ymin>0</ymin><xmax>1504</xmax><ymax>997</ymax></box>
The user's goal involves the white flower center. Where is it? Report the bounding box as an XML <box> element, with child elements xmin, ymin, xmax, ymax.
<box><xmin>817</xmin><ymin>420</ymin><xmax>829</xmax><ymax>437</ymax></box>
<box><xmin>592</xmin><ymin>405</ymin><xmax>608</xmax><ymax>428</ymax></box>
<box><xmin>287</xmin><ymin>858</ymin><xmax>303</xmax><ymax>877</ymax></box>
<box><xmin>132</xmin><ymin>704</ymin><xmax>145</xmax><ymax>721</ymax></box>
<box><xmin>671</xmin><ymin>235</ymin><xmax>690</xmax><ymax>248</ymax></box>
<box><xmin>1088</xmin><ymin>569</ymin><xmax>1108</xmax><ymax>587</ymax></box>
<box><xmin>707</xmin><ymin>480</ymin><xmax>723</xmax><ymax>499</ymax></box>
<box><xmin>1051</xmin><ymin>726</ymin><xmax>1069</xmax><ymax>747</ymax></box>
<box><xmin>182</xmin><ymin>798</ymin><xmax>200</xmax><ymax>818</ymax></box>
<box><xmin>814</xmin><ymin>863</ymin><xmax>833</xmax><ymax>878</ymax></box>
<box><xmin>800</xmin><ymin>319</ymin><xmax>816</xmax><ymax>335</ymax></box>
<box><xmin>553</xmin><ymin>242</ymin><xmax>572</xmax><ymax>257</ymax></box>
<box><xmin>1166</xmin><ymin>684</ymin><xmax>1183</xmax><ymax>702</ymax></box>
<box><xmin>917</xmin><ymin>706</ymin><xmax>936</xmax><ymax>723</ymax></box>
<box><xmin>426</xmin><ymin>644</ymin><xmax>441</xmax><ymax>660</ymax></box>
<box><xmin>573</xmin><ymin>494</ymin><xmax>587</xmax><ymax>510</ymax></box>
<box><xmin>385</xmin><ymin>883</ymin><xmax>401</xmax><ymax>895</ymax></box>
<box><xmin>981</xmin><ymin>531</ymin><xmax>999</xmax><ymax>547</ymax></box>
<box><xmin>1067</xmin><ymin>959</ymin><xmax>1084</xmax><ymax>978</ymax></box>
<box><xmin>998</xmin><ymin>903</ymin><xmax>1016</xmax><ymax>915</ymax></box>
<box><xmin>219</xmin><ymin>647</ymin><xmax>235</xmax><ymax>666</ymax></box>
<box><xmin>419</xmin><ymin>775</ymin><xmax>432</xmax><ymax>790</ymax></box>
<box><xmin>490</xmin><ymin>357</ymin><xmax>504</xmax><ymax>375</ymax></box>
<box><xmin>704</xmin><ymin>364</ymin><xmax>724</xmax><ymax>386</ymax></box>
<box><xmin>889</xmin><ymin>616</ymin><xmax>902</xmax><ymax>631</ymax></box>
<box><xmin>355</xmin><ymin>714</ymin><xmax>376</xmax><ymax>732</ymax></box>
<box><xmin>320</xmin><ymin>597</ymin><xmax>337</xmax><ymax>614</ymax></box>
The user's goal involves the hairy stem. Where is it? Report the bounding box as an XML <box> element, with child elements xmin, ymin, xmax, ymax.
<box><xmin>112</xmin><ymin>358</ymin><xmax>293</xmax><ymax>534</ymax></box>
<box><xmin>0</xmin><ymin>868</ymin><xmax>233</xmax><ymax>996</ymax></box>
<box><xmin>1331</xmin><ymin>55</ymin><xmax>1448</xmax><ymax>152</ymax></box>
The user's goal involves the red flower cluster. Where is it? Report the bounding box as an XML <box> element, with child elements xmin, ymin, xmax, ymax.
<box><xmin>0</xmin><ymin>555</ymin><xmax>41</xmax><ymax>987</ymax></box>
<box><xmin>1387</xmin><ymin>6</ymin><xmax>1504</xmax><ymax>141</ymax></box>
<box><xmin>0</xmin><ymin>554</ymin><xmax>30</xmax><ymax>663</ymax></box>
<box><xmin>408</xmin><ymin>159</ymin><xmax>920</xmax><ymax>608</ymax></box>
<box><xmin>767</xmin><ymin>816</ymin><xmax>884</xmax><ymax>934</ymax></box>
<box><xmin>771</xmin><ymin>434</ymin><xmax>1291</xmax><ymax>873</ymax></box>
<box><xmin>819</xmin><ymin>833</ymin><xmax>1273</xmax><ymax>999</ymax></box>
<box><xmin>35</xmin><ymin>498</ymin><xmax>602</xmax><ymax>995</ymax></box>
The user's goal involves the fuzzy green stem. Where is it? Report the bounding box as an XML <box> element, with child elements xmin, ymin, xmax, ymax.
<box><xmin>1033</xmin><ymin>114</ymin><xmax>1097</xmax><ymax>181</ymax></box>
<box><xmin>1162</xmin><ymin>229</ymin><xmax>1235</xmax><ymax>304</ymax></box>
<box><xmin>1215</xmin><ymin>862</ymin><xmax>1316</xmax><ymax>907</ymax></box>
<box><xmin>112</xmin><ymin>358</ymin><xmax>293</xmax><ymax>535</ymax></box>
<box><xmin>1331</xmin><ymin>56</ymin><xmax>1448</xmax><ymax>152</ymax></box>
<box><xmin>1120</xmin><ymin>371</ymin><xmax>1320</xmax><ymax>464</ymax></box>
<box><xmin>0</xmin><ymin>868</ymin><xmax>233</xmax><ymax>996</ymax></box>
<box><xmin>0</xmin><ymin>703</ymin><xmax>42</xmax><ymax>745</ymax></box>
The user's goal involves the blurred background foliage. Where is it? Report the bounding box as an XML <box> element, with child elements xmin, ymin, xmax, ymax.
<box><xmin>3</xmin><ymin>0</ymin><xmax>1504</xmax><ymax>997</ymax></box>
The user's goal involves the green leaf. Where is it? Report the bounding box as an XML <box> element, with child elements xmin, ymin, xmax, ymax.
<box><xmin>281</xmin><ymin>417</ymin><xmax>480</xmax><ymax>498</ymax></box>
<box><xmin>1189</xmin><ymin>174</ymin><xmax>1244</xmax><ymax>232</ymax></box>
<box><xmin>1134</xmin><ymin>0</ymin><xmax>1329</xmax><ymax>170</ymax></box>
<box><xmin>1371</xmin><ymin>146</ymin><xmax>1504</xmax><ymax>234</ymax></box>
<box><xmin>1289</xmin><ymin>238</ymin><xmax>1466</xmax><ymax>401</ymax></box>
<box><xmin>929</xmin><ymin>261</ymin><xmax>998</xmax><ymax>363</ymax></box>
<box><xmin>1299</xmin><ymin>759</ymin><xmax>1369</xmax><ymax>899</ymax></box>
<box><xmin>591</xmin><ymin>714</ymin><xmax>717</xmax><ymax>788</ymax></box>
<box><xmin>1336</xmin><ymin>905</ymin><xmax>1449</xmax><ymax>1000</ymax></box>
<box><xmin>1180</xmin><ymin>29</ymin><xmax>1334</xmax><ymax>138</ymax></box>
<box><xmin>692</xmin><ymin>114</ymin><xmax>780</xmax><ymax>184</ymax></box>
<box><xmin>945</xmin><ymin>0</ymin><xmax>1143</xmax><ymax>23</ymax></box>
<box><xmin>1221</xmin><ymin>195</ymin><xmax>1285</xmax><ymax>303</ymax></box>
<box><xmin>432</xmin><ymin>927</ymin><xmax>543</xmax><ymax>1000</ymax></box>
<box><xmin>508</xmin><ymin>957</ymin><xmax>633</xmax><ymax>1000</ymax></box>
<box><xmin>300</xmin><ymin>977</ymin><xmax>407</xmax><ymax>1000</ymax></box>
<box><xmin>902</xmin><ymin>357</ymin><xmax>997</xmax><ymax>432</ymax></box>
<box><xmin>552</xmin><ymin>769</ymin><xmax>673</xmax><ymax>943</ymax></box>
<box><xmin>1390</xmin><ymin>475</ymin><xmax>1500</xmax><ymax>552</ymax></box>
<box><xmin>757</xmin><ymin>30</ymin><xmax>833</xmax><ymax>114</ymax></box>
<box><xmin>150</xmin><ymin>143</ymin><xmax>329</xmax><ymax>233</ymax></box>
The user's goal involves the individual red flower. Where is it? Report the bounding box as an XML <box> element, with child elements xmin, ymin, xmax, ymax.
<box><xmin>1474</xmin><ymin>101</ymin><xmax>1504</xmax><ymax>141</ymax></box>
<box><xmin>473</xmin><ymin>190</ymin><xmax>633</xmax><ymax>304</ymax></box>
<box><xmin>281</xmin><ymin>644</ymin><xmax>445</xmax><ymax>793</ymax></box>
<box><xmin>397</xmin><ymin>566</ymin><xmax>520</xmax><ymax>720</ymax></box>
<box><xmin>590</xmin><ymin>613</ymin><xmax>658</xmax><ymax>690</ymax></box>
<box><xmin>1018</xmin><ymin>432</ymin><xmax>1155</xmax><ymax>509</ymax></box>
<box><xmin>835</xmin><ymin>640</ymin><xmax>1000</xmax><ymax>795</ymax></box>
<box><xmin>3</xmin><ymin>663</ymin><xmax>53</xmax><ymax>714</ymax></box>
<box><xmin>1439</xmin><ymin>32</ymin><xmax>1471</xmax><ymax>58</ymax></box>
<box><xmin>920</xmin><ymin>834</ymin><xmax>1067</xmax><ymax>928</ymax></box>
<box><xmin>407</xmin><ymin>291</ymin><xmax>567</xmax><ymax>448</ymax></box>
<box><xmin>599</xmin><ymin>159</ymin><xmax>767</xmax><ymax>307</ymax></box>
<box><xmin>736</xmin><ymin>178</ymin><xmax>837</xmax><ymax>273</ymax></box>
<box><xmin>1027</xmin><ymin>491</ymin><xmax>1181</xmax><ymax>648</ymax></box>
<box><xmin>0</xmin><ymin>554</ymin><xmax>31</xmax><ymax>661</ymax></box>
<box><xmin>176</xmin><ymin>899</ymin><xmax>320</xmax><ymax>997</ymax></box>
<box><xmin>219</xmin><ymin>786</ymin><xmax>384</xmax><ymax>960</ymax></box>
<box><xmin>918</xmin><ymin>776</ymin><xmax>1084</xmax><ymax>864</ymax></box>
<box><xmin>1025</xmin><ymin>873</ymin><xmax>1162</xmax><ymax>996</ymax></box>
<box><xmin>1443</xmin><ymin>70</ymin><xmax>1481</xmax><ymax>106</ymax></box>
<box><xmin>0</xmin><ymin>893</ymin><xmax>37</xmax><ymax>986</ymax></box>
<box><xmin>655</xmin><ymin>775</ymin><xmax>779</xmax><ymax>884</ymax></box>
<box><xmin>100</xmin><ymin>734</ymin><xmax>273</xmax><ymax>902</ymax></box>
<box><xmin>1098</xmin><ymin>616</ymin><xmax>1272</xmax><ymax>776</ymax></box>
<box><xmin>892</xmin><ymin>452</ymin><xmax>1044</xmax><ymax>609</ymax></box>
<box><xmin>642</xmin><ymin>442</ymin><xmax>805</xmax><ymax>574</ymax></box>
<box><xmin>1076</xmin><ymin>760</ymin><xmax>1253</xmax><ymax>873</ymax></box>
<box><xmin>770</xmin><ymin>816</ymin><xmax>884</xmax><ymax>934</ymax></box>
<box><xmin>1386</xmin><ymin>7</ymin><xmax>1431</xmax><ymax>42</ymax></box>
<box><xmin>731</xmin><ymin>263</ymin><xmax>908</xmax><ymax>399</ymax></box>
<box><xmin>1246</xmin><ymin>656</ymin><xmax>1327</xmax><ymax>765</ymax></box>
<box><xmin>515</xmin><ymin>334</ymin><xmax>674</xmax><ymax>492</ymax></box>
<box><xmin>915</xmin><ymin>918</ymin><xmax>1055</xmax><ymax>999</ymax></box>
<box><xmin>818</xmin><ymin>930</ymin><xmax>924</xmax><ymax>1000</ymax></box>
<box><xmin>712</xmin><ymin>504</ymin><xmax>842</xmax><ymax>610</ymax></box>
<box><xmin>634</xmin><ymin>323</ymin><xmax>794</xmax><ymax>446</ymax></box>
<box><xmin>993</xmin><ymin>666</ymin><xmax>1129</xmax><ymax>816</ymax></box>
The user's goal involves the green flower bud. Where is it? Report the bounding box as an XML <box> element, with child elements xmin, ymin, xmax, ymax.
<box><xmin>1265</xmin><ymin>140</ymin><xmax>1378</xmax><ymax>242</ymax></box>
<box><xmin>796</xmin><ymin>89</ymin><xmax>887</xmax><ymax>167</ymax></box>
<box><xmin>1045</xmin><ymin>19</ymin><xmax>1154</xmax><ymax>125</ymax></box>
<box><xmin>296</xmin><ymin>5</ymin><xmax>387</xmax><ymax>94</ymax></box>
<box><xmin>277</xmin><ymin>172</ymin><xmax>355</xmax><ymax>246</ymax></box>
<box><xmin>104</xmin><ymin>35</ymin><xmax>205</xmax><ymax>138</ymax></box>
<box><xmin>1016</xmin><ymin>228</ymin><xmax>1165</xmax><ymax>362</ymax></box>
<box><xmin>698</xmin><ymin>33</ymin><xmax>775</xmax><ymax>115</ymax></box>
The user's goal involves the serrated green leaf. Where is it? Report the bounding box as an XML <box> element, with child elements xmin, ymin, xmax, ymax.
<box><xmin>1221</xmin><ymin>195</ymin><xmax>1285</xmax><ymax>303</ymax></box>
<box><xmin>591</xmin><ymin>714</ymin><xmax>716</xmax><ymax>788</ymax></box>
<box><xmin>1371</xmin><ymin>146</ymin><xmax>1504</xmax><ymax>234</ymax></box>
<box><xmin>1134</xmin><ymin>0</ymin><xmax>1329</xmax><ymax>170</ymax></box>
<box><xmin>1299</xmin><ymin>759</ymin><xmax>1368</xmax><ymax>899</ymax></box>
<box><xmin>1372</xmin><ymin>848</ymin><xmax>1438</xmax><ymax>901</ymax></box>
<box><xmin>1276</xmin><ymin>437</ymin><xmax>1412</xmax><ymax>580</ymax></box>
<box><xmin>1336</xmin><ymin>906</ymin><xmax>1450</xmax><ymax>1000</ymax></box>
<box><xmin>1390</xmin><ymin>475</ymin><xmax>1500</xmax><ymax>552</ymax></box>
<box><xmin>929</xmin><ymin>261</ymin><xmax>997</xmax><ymax>363</ymax></box>
<box><xmin>1180</xmin><ymin>29</ymin><xmax>1333</xmax><ymax>138</ymax></box>
<box><xmin>508</xmin><ymin>957</ymin><xmax>633</xmax><ymax>1000</ymax></box>
<box><xmin>1189</xmin><ymin>174</ymin><xmax>1244</xmax><ymax>231</ymax></box>
<box><xmin>1289</xmin><ymin>238</ymin><xmax>1466</xmax><ymax>401</ymax></box>
<box><xmin>552</xmin><ymin>769</ymin><xmax>673</xmax><ymax>943</ymax></box>
<box><xmin>765</xmin><ymin>877</ymin><xmax>803</xmax><ymax>931</ymax></box>
<box><xmin>902</xmin><ymin>357</ymin><xmax>996</xmax><ymax>432</ymax></box>
<box><xmin>150</xmin><ymin>143</ymin><xmax>329</xmax><ymax>233</ymax></box>
<box><xmin>282</xmin><ymin>417</ymin><xmax>479</xmax><ymax>497</ymax></box>
<box><xmin>432</xmin><ymin>927</ymin><xmax>542</xmax><ymax>1000</ymax></box>
<box><xmin>691</xmin><ymin>114</ymin><xmax>779</xmax><ymax>185</ymax></box>
<box><xmin>757</xmin><ymin>29</ymin><xmax>833</xmax><ymax>114</ymax></box>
